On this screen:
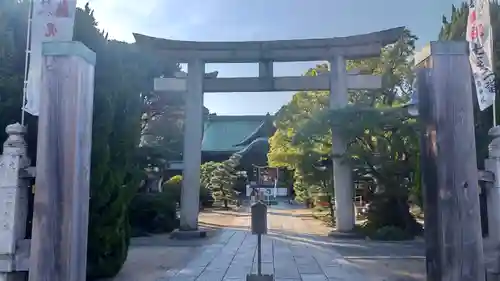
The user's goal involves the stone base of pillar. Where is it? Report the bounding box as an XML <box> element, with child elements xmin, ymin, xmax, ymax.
<box><xmin>170</xmin><ymin>228</ymin><xmax>208</xmax><ymax>240</ymax></box>
<box><xmin>0</xmin><ymin>272</ymin><xmax>27</xmax><ymax>281</ymax></box>
<box><xmin>327</xmin><ymin>230</ymin><xmax>365</xmax><ymax>240</ymax></box>
<box><xmin>486</xmin><ymin>271</ymin><xmax>500</xmax><ymax>281</ymax></box>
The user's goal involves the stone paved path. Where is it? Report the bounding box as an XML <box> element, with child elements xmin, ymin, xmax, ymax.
<box><xmin>159</xmin><ymin>204</ymin><xmax>383</xmax><ymax>281</ymax></box>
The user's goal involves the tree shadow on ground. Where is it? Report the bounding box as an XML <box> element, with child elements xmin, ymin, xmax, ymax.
<box><xmin>199</xmin><ymin>205</ymin><xmax>426</xmax><ymax>280</ymax></box>
<box><xmin>266</xmin><ymin>230</ymin><xmax>425</xmax><ymax>281</ymax></box>
<box><xmin>201</xmin><ymin>209</ymin><xmax>250</xmax><ymax>217</ymax></box>
<box><xmin>265</xmin><ymin>211</ymin><xmax>313</xmax><ymax>218</ymax></box>
<box><xmin>199</xmin><ymin>221</ymin><xmax>249</xmax><ymax>231</ymax></box>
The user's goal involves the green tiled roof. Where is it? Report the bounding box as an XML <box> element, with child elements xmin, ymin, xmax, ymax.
<box><xmin>202</xmin><ymin>115</ymin><xmax>269</xmax><ymax>152</ymax></box>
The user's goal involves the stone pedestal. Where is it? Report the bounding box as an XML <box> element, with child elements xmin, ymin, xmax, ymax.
<box><xmin>170</xmin><ymin>228</ymin><xmax>208</xmax><ymax>240</ymax></box>
<box><xmin>0</xmin><ymin>123</ymin><xmax>30</xmax><ymax>281</ymax></box>
<box><xmin>329</xmin><ymin>56</ymin><xmax>355</xmax><ymax>232</ymax></box>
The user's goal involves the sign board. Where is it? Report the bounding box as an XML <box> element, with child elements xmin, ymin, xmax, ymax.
<box><xmin>251</xmin><ymin>202</ymin><xmax>267</xmax><ymax>234</ymax></box>
<box><xmin>25</xmin><ymin>0</ymin><xmax>77</xmax><ymax>116</ymax></box>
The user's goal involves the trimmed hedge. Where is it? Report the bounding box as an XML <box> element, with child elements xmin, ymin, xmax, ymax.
<box><xmin>163</xmin><ymin>175</ymin><xmax>213</xmax><ymax>207</ymax></box>
<box><xmin>129</xmin><ymin>192</ymin><xmax>179</xmax><ymax>236</ymax></box>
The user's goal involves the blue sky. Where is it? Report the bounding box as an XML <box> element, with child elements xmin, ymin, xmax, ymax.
<box><xmin>78</xmin><ymin>0</ymin><xmax>463</xmax><ymax>115</ymax></box>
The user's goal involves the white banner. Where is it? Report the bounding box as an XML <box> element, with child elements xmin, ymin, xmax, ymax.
<box><xmin>24</xmin><ymin>0</ymin><xmax>77</xmax><ymax>116</ymax></box>
<box><xmin>467</xmin><ymin>0</ymin><xmax>496</xmax><ymax>111</ymax></box>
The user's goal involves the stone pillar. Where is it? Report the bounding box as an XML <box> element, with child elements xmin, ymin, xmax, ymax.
<box><xmin>179</xmin><ymin>59</ymin><xmax>204</xmax><ymax>231</ymax></box>
<box><xmin>329</xmin><ymin>56</ymin><xmax>355</xmax><ymax>232</ymax></box>
<box><xmin>0</xmin><ymin>123</ymin><xmax>29</xmax><ymax>281</ymax></box>
<box><xmin>29</xmin><ymin>41</ymin><xmax>95</xmax><ymax>281</ymax></box>
<box><xmin>485</xmin><ymin>126</ymin><xmax>500</xmax><ymax>273</ymax></box>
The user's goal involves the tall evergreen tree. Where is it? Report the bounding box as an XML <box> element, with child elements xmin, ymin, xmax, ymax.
<box><xmin>209</xmin><ymin>154</ymin><xmax>241</xmax><ymax>209</ymax></box>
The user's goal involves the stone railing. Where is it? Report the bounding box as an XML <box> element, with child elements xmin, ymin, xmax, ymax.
<box><xmin>0</xmin><ymin>123</ymin><xmax>34</xmax><ymax>281</ymax></box>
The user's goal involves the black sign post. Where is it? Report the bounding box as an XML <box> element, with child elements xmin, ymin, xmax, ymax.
<box><xmin>247</xmin><ymin>201</ymin><xmax>273</xmax><ymax>281</ymax></box>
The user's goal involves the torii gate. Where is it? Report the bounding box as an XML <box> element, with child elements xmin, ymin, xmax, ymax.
<box><xmin>133</xmin><ymin>27</ymin><xmax>405</xmax><ymax>236</ymax></box>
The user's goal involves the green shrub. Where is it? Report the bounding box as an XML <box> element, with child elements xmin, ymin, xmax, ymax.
<box><xmin>371</xmin><ymin>226</ymin><xmax>414</xmax><ymax>241</ymax></box>
<box><xmin>163</xmin><ymin>175</ymin><xmax>214</xmax><ymax>207</ymax></box>
<box><xmin>87</xmin><ymin>189</ymin><xmax>132</xmax><ymax>280</ymax></box>
<box><xmin>233</xmin><ymin>174</ymin><xmax>247</xmax><ymax>194</ymax></box>
<box><xmin>364</xmin><ymin>195</ymin><xmax>423</xmax><ymax>236</ymax></box>
<box><xmin>128</xmin><ymin>193</ymin><xmax>179</xmax><ymax>236</ymax></box>
<box><xmin>199</xmin><ymin>185</ymin><xmax>214</xmax><ymax>207</ymax></box>
<box><xmin>163</xmin><ymin>178</ymin><xmax>182</xmax><ymax>203</ymax></box>
<box><xmin>166</xmin><ymin>175</ymin><xmax>183</xmax><ymax>185</ymax></box>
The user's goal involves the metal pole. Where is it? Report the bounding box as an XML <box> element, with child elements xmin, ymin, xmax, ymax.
<box><xmin>488</xmin><ymin>0</ymin><xmax>497</xmax><ymax>127</ymax></box>
<box><xmin>257</xmin><ymin>234</ymin><xmax>262</xmax><ymax>275</ymax></box>
<box><xmin>21</xmin><ymin>0</ymin><xmax>34</xmax><ymax>125</ymax></box>
<box><xmin>494</xmin><ymin>103</ymin><xmax>497</xmax><ymax>127</ymax></box>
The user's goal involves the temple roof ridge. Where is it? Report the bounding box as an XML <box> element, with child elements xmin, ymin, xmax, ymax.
<box><xmin>202</xmin><ymin>113</ymin><xmax>275</xmax><ymax>153</ymax></box>
<box><xmin>233</xmin><ymin>113</ymin><xmax>274</xmax><ymax>147</ymax></box>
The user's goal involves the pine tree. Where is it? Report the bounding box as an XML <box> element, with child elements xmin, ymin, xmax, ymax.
<box><xmin>209</xmin><ymin>154</ymin><xmax>241</xmax><ymax>209</ymax></box>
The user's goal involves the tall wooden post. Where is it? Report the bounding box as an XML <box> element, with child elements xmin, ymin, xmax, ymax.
<box><xmin>29</xmin><ymin>41</ymin><xmax>96</xmax><ymax>281</ymax></box>
<box><xmin>417</xmin><ymin>41</ymin><xmax>485</xmax><ymax>281</ymax></box>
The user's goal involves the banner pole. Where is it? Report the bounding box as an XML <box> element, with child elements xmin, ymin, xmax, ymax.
<box><xmin>488</xmin><ymin>0</ymin><xmax>497</xmax><ymax>127</ymax></box>
<box><xmin>494</xmin><ymin>101</ymin><xmax>497</xmax><ymax>127</ymax></box>
<box><xmin>21</xmin><ymin>0</ymin><xmax>34</xmax><ymax>125</ymax></box>
<box><xmin>492</xmin><ymin>0</ymin><xmax>497</xmax><ymax>127</ymax></box>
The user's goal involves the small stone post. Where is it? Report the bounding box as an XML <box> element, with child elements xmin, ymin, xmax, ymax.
<box><xmin>0</xmin><ymin>123</ymin><xmax>30</xmax><ymax>281</ymax></box>
<box><xmin>485</xmin><ymin>126</ymin><xmax>500</xmax><ymax>274</ymax></box>
<box><xmin>29</xmin><ymin>41</ymin><xmax>96</xmax><ymax>281</ymax></box>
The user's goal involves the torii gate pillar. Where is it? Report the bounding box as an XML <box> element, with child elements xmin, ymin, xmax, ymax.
<box><xmin>179</xmin><ymin>60</ymin><xmax>204</xmax><ymax>232</ymax></box>
<box><xmin>330</xmin><ymin>56</ymin><xmax>355</xmax><ymax>231</ymax></box>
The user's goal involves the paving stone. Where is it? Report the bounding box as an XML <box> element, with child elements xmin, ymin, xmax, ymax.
<box><xmin>224</xmin><ymin>265</ymin><xmax>252</xmax><ymax>279</ymax></box>
<box><xmin>175</xmin><ymin>266</ymin><xmax>205</xmax><ymax>277</ymax></box>
<box><xmin>251</xmin><ymin>261</ymin><xmax>274</xmax><ymax>275</ymax></box>
<box><xmin>160</xmin><ymin>205</ymin><xmax>390</xmax><ymax>281</ymax></box>
<box><xmin>294</xmin><ymin>256</ymin><xmax>317</xmax><ymax>265</ymax></box>
<box><xmin>301</xmin><ymin>274</ymin><xmax>329</xmax><ymax>281</ymax></box>
<box><xmin>274</xmin><ymin>267</ymin><xmax>301</xmax><ymax>279</ymax></box>
<box><xmin>163</xmin><ymin>269</ymin><xmax>179</xmax><ymax>277</ymax></box>
<box><xmin>322</xmin><ymin>265</ymin><xmax>366</xmax><ymax>280</ymax></box>
<box><xmin>296</xmin><ymin>263</ymin><xmax>323</xmax><ymax>274</ymax></box>
<box><xmin>160</xmin><ymin>277</ymin><xmax>196</xmax><ymax>281</ymax></box>
<box><xmin>196</xmin><ymin>269</ymin><xmax>226</xmax><ymax>281</ymax></box>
